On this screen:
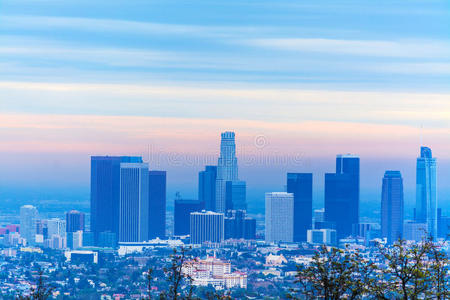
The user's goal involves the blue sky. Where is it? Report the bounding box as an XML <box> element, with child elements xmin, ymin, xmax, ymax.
<box><xmin>0</xmin><ymin>0</ymin><xmax>449</xmax><ymax>215</ymax></box>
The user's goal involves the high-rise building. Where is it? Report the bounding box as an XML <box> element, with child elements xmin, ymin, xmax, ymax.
<box><xmin>199</xmin><ymin>166</ymin><xmax>217</xmax><ymax>211</ymax></box>
<box><xmin>47</xmin><ymin>218</ymin><xmax>66</xmax><ymax>238</ymax></box>
<box><xmin>90</xmin><ymin>156</ymin><xmax>143</xmax><ymax>244</ymax></box>
<box><xmin>416</xmin><ymin>146</ymin><xmax>437</xmax><ymax>238</ymax></box>
<box><xmin>325</xmin><ymin>154</ymin><xmax>360</xmax><ymax>239</ymax></box>
<box><xmin>307</xmin><ymin>229</ymin><xmax>337</xmax><ymax>246</ymax></box>
<box><xmin>190</xmin><ymin>211</ymin><xmax>224</xmax><ymax>245</ymax></box>
<box><xmin>216</xmin><ymin>132</ymin><xmax>239</xmax><ymax>213</ymax></box>
<box><xmin>265</xmin><ymin>192</ymin><xmax>294</xmax><ymax>243</ymax></box>
<box><xmin>403</xmin><ymin>221</ymin><xmax>427</xmax><ymax>242</ymax></box>
<box><xmin>174</xmin><ymin>199</ymin><xmax>205</xmax><ymax>236</ymax></box>
<box><xmin>148</xmin><ymin>171</ymin><xmax>166</xmax><ymax>239</ymax></box>
<box><xmin>119</xmin><ymin>162</ymin><xmax>149</xmax><ymax>242</ymax></box>
<box><xmin>225</xmin><ymin>181</ymin><xmax>246</xmax><ymax>211</ymax></box>
<box><xmin>224</xmin><ymin>210</ymin><xmax>255</xmax><ymax>239</ymax></box>
<box><xmin>381</xmin><ymin>171</ymin><xmax>404</xmax><ymax>244</ymax></box>
<box><xmin>20</xmin><ymin>205</ymin><xmax>39</xmax><ymax>245</ymax></box>
<box><xmin>66</xmin><ymin>210</ymin><xmax>85</xmax><ymax>233</ymax></box>
<box><xmin>287</xmin><ymin>173</ymin><xmax>312</xmax><ymax>242</ymax></box>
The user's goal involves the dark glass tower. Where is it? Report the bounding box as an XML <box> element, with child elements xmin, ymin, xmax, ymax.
<box><xmin>90</xmin><ymin>156</ymin><xmax>142</xmax><ymax>244</ymax></box>
<box><xmin>287</xmin><ymin>173</ymin><xmax>313</xmax><ymax>242</ymax></box>
<box><xmin>66</xmin><ymin>210</ymin><xmax>85</xmax><ymax>233</ymax></box>
<box><xmin>325</xmin><ymin>155</ymin><xmax>360</xmax><ymax>239</ymax></box>
<box><xmin>199</xmin><ymin>166</ymin><xmax>217</xmax><ymax>211</ymax></box>
<box><xmin>381</xmin><ymin>171</ymin><xmax>404</xmax><ymax>244</ymax></box>
<box><xmin>173</xmin><ymin>199</ymin><xmax>205</xmax><ymax>236</ymax></box>
<box><xmin>148</xmin><ymin>171</ymin><xmax>167</xmax><ymax>239</ymax></box>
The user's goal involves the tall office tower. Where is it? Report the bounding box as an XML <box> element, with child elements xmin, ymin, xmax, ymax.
<box><xmin>224</xmin><ymin>210</ymin><xmax>246</xmax><ymax>239</ymax></box>
<box><xmin>20</xmin><ymin>205</ymin><xmax>39</xmax><ymax>245</ymax></box>
<box><xmin>148</xmin><ymin>171</ymin><xmax>166</xmax><ymax>239</ymax></box>
<box><xmin>215</xmin><ymin>132</ymin><xmax>239</xmax><ymax>213</ymax></box>
<box><xmin>90</xmin><ymin>156</ymin><xmax>143</xmax><ymax>243</ymax></box>
<box><xmin>174</xmin><ymin>199</ymin><xmax>205</xmax><ymax>236</ymax></box>
<box><xmin>381</xmin><ymin>171</ymin><xmax>404</xmax><ymax>244</ymax></box>
<box><xmin>190</xmin><ymin>211</ymin><xmax>224</xmax><ymax>245</ymax></box>
<box><xmin>287</xmin><ymin>173</ymin><xmax>312</xmax><ymax>242</ymax></box>
<box><xmin>325</xmin><ymin>154</ymin><xmax>360</xmax><ymax>239</ymax></box>
<box><xmin>225</xmin><ymin>181</ymin><xmax>247</xmax><ymax>211</ymax></box>
<box><xmin>47</xmin><ymin>218</ymin><xmax>66</xmax><ymax>238</ymax></box>
<box><xmin>265</xmin><ymin>192</ymin><xmax>294</xmax><ymax>243</ymax></box>
<box><xmin>119</xmin><ymin>162</ymin><xmax>149</xmax><ymax>243</ymax></box>
<box><xmin>199</xmin><ymin>166</ymin><xmax>217</xmax><ymax>211</ymax></box>
<box><xmin>416</xmin><ymin>146</ymin><xmax>438</xmax><ymax>238</ymax></box>
<box><xmin>244</xmin><ymin>218</ymin><xmax>256</xmax><ymax>240</ymax></box>
<box><xmin>66</xmin><ymin>210</ymin><xmax>85</xmax><ymax>233</ymax></box>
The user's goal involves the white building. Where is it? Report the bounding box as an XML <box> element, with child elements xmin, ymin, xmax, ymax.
<box><xmin>47</xmin><ymin>218</ymin><xmax>66</xmax><ymax>238</ymax></box>
<box><xmin>265</xmin><ymin>192</ymin><xmax>294</xmax><ymax>243</ymax></box>
<box><xmin>190</xmin><ymin>211</ymin><xmax>224</xmax><ymax>245</ymax></box>
<box><xmin>307</xmin><ymin>229</ymin><xmax>337</xmax><ymax>245</ymax></box>
<box><xmin>20</xmin><ymin>205</ymin><xmax>39</xmax><ymax>245</ymax></box>
<box><xmin>183</xmin><ymin>255</ymin><xmax>247</xmax><ymax>289</ymax></box>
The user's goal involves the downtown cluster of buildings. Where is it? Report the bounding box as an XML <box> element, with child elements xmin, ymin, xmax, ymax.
<box><xmin>2</xmin><ymin>132</ymin><xmax>449</xmax><ymax>252</ymax></box>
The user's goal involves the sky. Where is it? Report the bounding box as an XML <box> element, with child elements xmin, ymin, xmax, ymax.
<box><xmin>0</xmin><ymin>0</ymin><xmax>450</xmax><ymax>216</ymax></box>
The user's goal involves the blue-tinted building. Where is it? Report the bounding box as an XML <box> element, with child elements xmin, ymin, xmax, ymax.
<box><xmin>66</xmin><ymin>210</ymin><xmax>85</xmax><ymax>233</ymax></box>
<box><xmin>119</xmin><ymin>163</ymin><xmax>149</xmax><ymax>242</ymax></box>
<box><xmin>381</xmin><ymin>171</ymin><xmax>404</xmax><ymax>244</ymax></box>
<box><xmin>190</xmin><ymin>211</ymin><xmax>224</xmax><ymax>245</ymax></box>
<box><xmin>225</xmin><ymin>180</ymin><xmax>246</xmax><ymax>211</ymax></box>
<box><xmin>199</xmin><ymin>166</ymin><xmax>217</xmax><ymax>211</ymax></box>
<box><xmin>416</xmin><ymin>146</ymin><xmax>437</xmax><ymax>238</ymax></box>
<box><xmin>148</xmin><ymin>171</ymin><xmax>166</xmax><ymax>239</ymax></box>
<box><xmin>325</xmin><ymin>155</ymin><xmax>360</xmax><ymax>239</ymax></box>
<box><xmin>90</xmin><ymin>156</ymin><xmax>142</xmax><ymax>244</ymax></box>
<box><xmin>287</xmin><ymin>173</ymin><xmax>312</xmax><ymax>242</ymax></box>
<box><xmin>174</xmin><ymin>199</ymin><xmax>205</xmax><ymax>236</ymax></box>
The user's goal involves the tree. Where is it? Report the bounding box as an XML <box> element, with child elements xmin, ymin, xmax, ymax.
<box><xmin>290</xmin><ymin>245</ymin><xmax>368</xmax><ymax>300</ymax></box>
<box><xmin>17</xmin><ymin>270</ymin><xmax>54</xmax><ymax>300</ymax></box>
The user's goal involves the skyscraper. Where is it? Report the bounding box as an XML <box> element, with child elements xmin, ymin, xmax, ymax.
<box><xmin>265</xmin><ymin>192</ymin><xmax>294</xmax><ymax>243</ymax></box>
<box><xmin>381</xmin><ymin>171</ymin><xmax>404</xmax><ymax>244</ymax></box>
<box><xmin>325</xmin><ymin>154</ymin><xmax>360</xmax><ymax>239</ymax></box>
<box><xmin>225</xmin><ymin>180</ymin><xmax>246</xmax><ymax>211</ymax></box>
<box><xmin>287</xmin><ymin>173</ymin><xmax>312</xmax><ymax>242</ymax></box>
<box><xmin>119</xmin><ymin>162</ymin><xmax>149</xmax><ymax>242</ymax></box>
<box><xmin>190</xmin><ymin>211</ymin><xmax>224</xmax><ymax>245</ymax></box>
<box><xmin>66</xmin><ymin>210</ymin><xmax>85</xmax><ymax>233</ymax></box>
<box><xmin>20</xmin><ymin>205</ymin><xmax>38</xmax><ymax>245</ymax></box>
<box><xmin>174</xmin><ymin>199</ymin><xmax>205</xmax><ymax>236</ymax></box>
<box><xmin>148</xmin><ymin>171</ymin><xmax>166</xmax><ymax>239</ymax></box>
<box><xmin>47</xmin><ymin>218</ymin><xmax>66</xmax><ymax>238</ymax></box>
<box><xmin>199</xmin><ymin>166</ymin><xmax>217</xmax><ymax>211</ymax></box>
<box><xmin>416</xmin><ymin>146</ymin><xmax>437</xmax><ymax>238</ymax></box>
<box><xmin>215</xmin><ymin>132</ymin><xmax>239</xmax><ymax>213</ymax></box>
<box><xmin>90</xmin><ymin>156</ymin><xmax>143</xmax><ymax>243</ymax></box>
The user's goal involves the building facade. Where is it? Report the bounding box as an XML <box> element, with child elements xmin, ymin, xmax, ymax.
<box><xmin>174</xmin><ymin>199</ymin><xmax>205</xmax><ymax>236</ymax></box>
<box><xmin>148</xmin><ymin>171</ymin><xmax>166</xmax><ymax>239</ymax></box>
<box><xmin>20</xmin><ymin>205</ymin><xmax>39</xmax><ymax>245</ymax></box>
<box><xmin>265</xmin><ymin>192</ymin><xmax>294</xmax><ymax>243</ymax></box>
<box><xmin>287</xmin><ymin>173</ymin><xmax>312</xmax><ymax>242</ymax></box>
<box><xmin>325</xmin><ymin>154</ymin><xmax>360</xmax><ymax>239</ymax></box>
<box><xmin>199</xmin><ymin>166</ymin><xmax>217</xmax><ymax>211</ymax></box>
<box><xmin>66</xmin><ymin>210</ymin><xmax>85</xmax><ymax>233</ymax></box>
<box><xmin>381</xmin><ymin>171</ymin><xmax>404</xmax><ymax>244</ymax></box>
<box><xmin>190</xmin><ymin>211</ymin><xmax>224</xmax><ymax>245</ymax></box>
<box><xmin>119</xmin><ymin>162</ymin><xmax>149</xmax><ymax>242</ymax></box>
<box><xmin>416</xmin><ymin>146</ymin><xmax>437</xmax><ymax>238</ymax></box>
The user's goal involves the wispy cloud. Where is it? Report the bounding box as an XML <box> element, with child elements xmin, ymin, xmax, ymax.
<box><xmin>242</xmin><ymin>38</ymin><xmax>450</xmax><ymax>58</ymax></box>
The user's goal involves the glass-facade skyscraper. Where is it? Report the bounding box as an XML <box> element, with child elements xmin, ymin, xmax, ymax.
<box><xmin>20</xmin><ymin>205</ymin><xmax>39</xmax><ymax>245</ymax></box>
<box><xmin>325</xmin><ymin>154</ymin><xmax>360</xmax><ymax>239</ymax></box>
<box><xmin>381</xmin><ymin>171</ymin><xmax>404</xmax><ymax>244</ymax></box>
<box><xmin>119</xmin><ymin>162</ymin><xmax>149</xmax><ymax>242</ymax></box>
<box><xmin>190</xmin><ymin>211</ymin><xmax>224</xmax><ymax>245</ymax></box>
<box><xmin>265</xmin><ymin>192</ymin><xmax>294</xmax><ymax>243</ymax></box>
<box><xmin>90</xmin><ymin>156</ymin><xmax>142</xmax><ymax>244</ymax></box>
<box><xmin>174</xmin><ymin>199</ymin><xmax>205</xmax><ymax>236</ymax></box>
<box><xmin>148</xmin><ymin>171</ymin><xmax>166</xmax><ymax>239</ymax></box>
<box><xmin>225</xmin><ymin>180</ymin><xmax>246</xmax><ymax>211</ymax></box>
<box><xmin>199</xmin><ymin>166</ymin><xmax>217</xmax><ymax>211</ymax></box>
<box><xmin>215</xmin><ymin>132</ymin><xmax>239</xmax><ymax>213</ymax></box>
<box><xmin>66</xmin><ymin>210</ymin><xmax>85</xmax><ymax>233</ymax></box>
<box><xmin>416</xmin><ymin>146</ymin><xmax>437</xmax><ymax>238</ymax></box>
<box><xmin>287</xmin><ymin>173</ymin><xmax>312</xmax><ymax>242</ymax></box>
